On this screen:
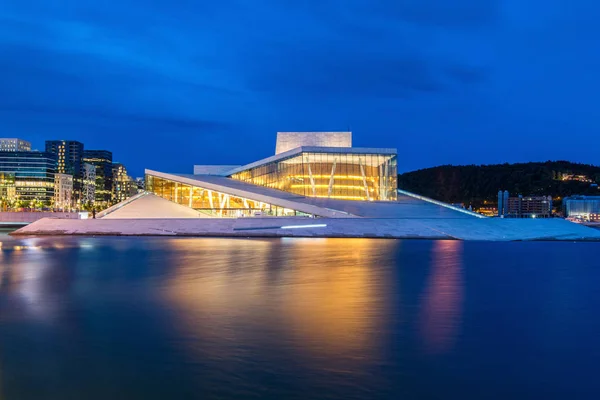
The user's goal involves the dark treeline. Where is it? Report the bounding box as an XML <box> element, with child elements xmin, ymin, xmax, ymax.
<box><xmin>398</xmin><ymin>161</ymin><xmax>600</xmax><ymax>208</ymax></box>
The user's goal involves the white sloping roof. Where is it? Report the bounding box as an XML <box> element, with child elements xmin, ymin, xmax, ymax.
<box><xmin>144</xmin><ymin>171</ymin><xmax>479</xmax><ymax>219</ymax></box>
<box><xmin>101</xmin><ymin>193</ymin><xmax>205</xmax><ymax>219</ymax></box>
<box><xmin>145</xmin><ymin>170</ymin><xmax>355</xmax><ymax>218</ymax></box>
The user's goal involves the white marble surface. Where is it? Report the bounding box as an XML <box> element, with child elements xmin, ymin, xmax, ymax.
<box><xmin>12</xmin><ymin>216</ymin><xmax>600</xmax><ymax>241</ymax></box>
<box><xmin>101</xmin><ymin>193</ymin><xmax>204</xmax><ymax>219</ymax></box>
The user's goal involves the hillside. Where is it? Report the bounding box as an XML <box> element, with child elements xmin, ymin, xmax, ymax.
<box><xmin>398</xmin><ymin>161</ymin><xmax>600</xmax><ymax>208</ymax></box>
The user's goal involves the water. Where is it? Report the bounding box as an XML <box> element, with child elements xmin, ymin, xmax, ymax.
<box><xmin>1</xmin><ymin>236</ymin><xmax>599</xmax><ymax>399</ymax></box>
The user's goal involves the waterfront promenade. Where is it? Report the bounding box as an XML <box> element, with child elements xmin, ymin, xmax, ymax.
<box><xmin>11</xmin><ymin>215</ymin><xmax>600</xmax><ymax>241</ymax></box>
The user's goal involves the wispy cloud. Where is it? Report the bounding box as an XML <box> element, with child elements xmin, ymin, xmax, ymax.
<box><xmin>0</xmin><ymin>0</ymin><xmax>599</xmax><ymax>174</ymax></box>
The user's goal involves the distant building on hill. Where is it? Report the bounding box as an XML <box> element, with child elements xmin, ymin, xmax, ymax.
<box><xmin>498</xmin><ymin>191</ymin><xmax>552</xmax><ymax>218</ymax></box>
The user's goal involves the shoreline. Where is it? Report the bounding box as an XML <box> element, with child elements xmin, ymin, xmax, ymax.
<box><xmin>10</xmin><ymin>217</ymin><xmax>600</xmax><ymax>241</ymax></box>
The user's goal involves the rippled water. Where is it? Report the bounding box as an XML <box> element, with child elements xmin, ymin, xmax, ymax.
<box><xmin>1</xmin><ymin>235</ymin><xmax>600</xmax><ymax>399</ymax></box>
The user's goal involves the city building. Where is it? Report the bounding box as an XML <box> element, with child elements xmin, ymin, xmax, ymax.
<box><xmin>0</xmin><ymin>138</ymin><xmax>31</xmax><ymax>152</ymax></box>
<box><xmin>134</xmin><ymin>177</ymin><xmax>145</xmax><ymax>190</ymax></box>
<box><xmin>45</xmin><ymin>140</ymin><xmax>84</xmax><ymax>203</ymax></box>
<box><xmin>83</xmin><ymin>163</ymin><xmax>96</xmax><ymax>207</ymax></box>
<box><xmin>54</xmin><ymin>173</ymin><xmax>73</xmax><ymax>210</ymax></box>
<box><xmin>112</xmin><ymin>163</ymin><xmax>138</xmax><ymax>203</ymax></box>
<box><xmin>0</xmin><ymin>173</ymin><xmax>16</xmax><ymax>210</ymax></box>
<box><xmin>563</xmin><ymin>196</ymin><xmax>600</xmax><ymax>221</ymax></box>
<box><xmin>144</xmin><ymin>131</ymin><xmax>399</xmax><ymax>217</ymax></box>
<box><xmin>83</xmin><ymin>150</ymin><xmax>113</xmax><ymax>207</ymax></box>
<box><xmin>498</xmin><ymin>191</ymin><xmax>552</xmax><ymax>218</ymax></box>
<box><xmin>0</xmin><ymin>151</ymin><xmax>57</xmax><ymax>206</ymax></box>
<box><xmin>497</xmin><ymin>190</ymin><xmax>509</xmax><ymax>216</ymax></box>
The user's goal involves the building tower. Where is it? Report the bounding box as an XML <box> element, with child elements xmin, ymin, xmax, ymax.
<box><xmin>45</xmin><ymin>140</ymin><xmax>84</xmax><ymax>204</ymax></box>
<box><xmin>83</xmin><ymin>163</ymin><xmax>96</xmax><ymax>207</ymax></box>
<box><xmin>82</xmin><ymin>150</ymin><xmax>113</xmax><ymax>207</ymax></box>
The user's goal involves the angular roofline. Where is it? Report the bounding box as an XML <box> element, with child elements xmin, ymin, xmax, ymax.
<box><xmin>226</xmin><ymin>146</ymin><xmax>397</xmax><ymax>176</ymax></box>
<box><xmin>144</xmin><ymin>169</ymin><xmax>356</xmax><ymax>218</ymax></box>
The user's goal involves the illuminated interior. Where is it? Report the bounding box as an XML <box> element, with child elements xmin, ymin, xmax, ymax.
<box><xmin>230</xmin><ymin>152</ymin><xmax>397</xmax><ymax>201</ymax></box>
<box><xmin>146</xmin><ymin>174</ymin><xmax>310</xmax><ymax>217</ymax></box>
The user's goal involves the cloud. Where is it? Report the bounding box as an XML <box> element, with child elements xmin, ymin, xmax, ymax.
<box><xmin>377</xmin><ymin>0</ymin><xmax>500</xmax><ymax>28</ymax></box>
<box><xmin>0</xmin><ymin>104</ymin><xmax>228</xmax><ymax>132</ymax></box>
<box><xmin>2</xmin><ymin>0</ymin><xmax>598</xmax><ymax>175</ymax></box>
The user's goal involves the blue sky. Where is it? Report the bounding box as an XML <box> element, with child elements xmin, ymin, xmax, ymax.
<box><xmin>1</xmin><ymin>0</ymin><xmax>599</xmax><ymax>176</ymax></box>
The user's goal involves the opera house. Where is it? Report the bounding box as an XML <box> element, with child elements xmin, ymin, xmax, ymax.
<box><xmin>144</xmin><ymin>131</ymin><xmax>405</xmax><ymax>218</ymax></box>
<box><xmin>12</xmin><ymin>132</ymin><xmax>600</xmax><ymax>241</ymax></box>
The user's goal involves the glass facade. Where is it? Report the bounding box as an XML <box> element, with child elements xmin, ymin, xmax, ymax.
<box><xmin>230</xmin><ymin>152</ymin><xmax>397</xmax><ymax>201</ymax></box>
<box><xmin>0</xmin><ymin>151</ymin><xmax>57</xmax><ymax>204</ymax></box>
<box><xmin>563</xmin><ymin>196</ymin><xmax>600</xmax><ymax>218</ymax></box>
<box><xmin>146</xmin><ymin>174</ymin><xmax>309</xmax><ymax>218</ymax></box>
<box><xmin>83</xmin><ymin>150</ymin><xmax>114</xmax><ymax>206</ymax></box>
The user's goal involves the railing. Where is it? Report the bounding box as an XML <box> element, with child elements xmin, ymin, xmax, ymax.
<box><xmin>397</xmin><ymin>189</ymin><xmax>487</xmax><ymax>219</ymax></box>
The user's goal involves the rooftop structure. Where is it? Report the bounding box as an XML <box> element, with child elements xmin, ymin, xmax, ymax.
<box><xmin>0</xmin><ymin>138</ymin><xmax>31</xmax><ymax>152</ymax></box>
<box><xmin>275</xmin><ymin>131</ymin><xmax>351</xmax><ymax>154</ymax></box>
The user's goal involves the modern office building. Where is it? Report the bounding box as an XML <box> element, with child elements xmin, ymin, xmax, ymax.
<box><xmin>54</xmin><ymin>173</ymin><xmax>74</xmax><ymax>210</ymax></box>
<box><xmin>0</xmin><ymin>138</ymin><xmax>31</xmax><ymax>152</ymax></box>
<box><xmin>0</xmin><ymin>151</ymin><xmax>57</xmax><ymax>205</ymax></box>
<box><xmin>45</xmin><ymin>140</ymin><xmax>84</xmax><ymax>203</ymax></box>
<box><xmin>83</xmin><ymin>163</ymin><xmax>96</xmax><ymax>206</ymax></box>
<box><xmin>563</xmin><ymin>196</ymin><xmax>600</xmax><ymax>220</ymax></box>
<box><xmin>498</xmin><ymin>192</ymin><xmax>553</xmax><ymax>218</ymax></box>
<box><xmin>112</xmin><ymin>163</ymin><xmax>138</xmax><ymax>203</ymax></box>
<box><xmin>144</xmin><ymin>131</ymin><xmax>400</xmax><ymax>217</ymax></box>
<box><xmin>83</xmin><ymin>150</ymin><xmax>113</xmax><ymax>206</ymax></box>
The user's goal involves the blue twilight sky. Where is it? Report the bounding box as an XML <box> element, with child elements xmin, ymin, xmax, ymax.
<box><xmin>1</xmin><ymin>0</ymin><xmax>599</xmax><ymax>176</ymax></box>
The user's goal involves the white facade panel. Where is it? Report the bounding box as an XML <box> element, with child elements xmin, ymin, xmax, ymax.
<box><xmin>193</xmin><ymin>165</ymin><xmax>241</xmax><ymax>176</ymax></box>
<box><xmin>275</xmin><ymin>132</ymin><xmax>352</xmax><ymax>154</ymax></box>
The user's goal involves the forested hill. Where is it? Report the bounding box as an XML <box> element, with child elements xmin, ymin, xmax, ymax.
<box><xmin>398</xmin><ymin>161</ymin><xmax>600</xmax><ymax>207</ymax></box>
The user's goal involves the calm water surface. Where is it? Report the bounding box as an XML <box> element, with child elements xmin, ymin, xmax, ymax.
<box><xmin>1</xmin><ymin>235</ymin><xmax>600</xmax><ymax>399</ymax></box>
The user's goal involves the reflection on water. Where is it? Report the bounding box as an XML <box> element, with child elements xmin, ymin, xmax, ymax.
<box><xmin>1</xmin><ymin>237</ymin><xmax>600</xmax><ymax>399</ymax></box>
<box><xmin>420</xmin><ymin>240</ymin><xmax>464</xmax><ymax>354</ymax></box>
<box><xmin>163</xmin><ymin>238</ymin><xmax>396</xmax><ymax>377</ymax></box>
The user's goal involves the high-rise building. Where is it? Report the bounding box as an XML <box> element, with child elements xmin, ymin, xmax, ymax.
<box><xmin>0</xmin><ymin>151</ymin><xmax>57</xmax><ymax>206</ymax></box>
<box><xmin>112</xmin><ymin>163</ymin><xmax>138</xmax><ymax>203</ymax></box>
<box><xmin>45</xmin><ymin>140</ymin><xmax>84</xmax><ymax>203</ymax></box>
<box><xmin>82</xmin><ymin>150</ymin><xmax>113</xmax><ymax>207</ymax></box>
<box><xmin>83</xmin><ymin>163</ymin><xmax>96</xmax><ymax>207</ymax></box>
<box><xmin>0</xmin><ymin>138</ymin><xmax>31</xmax><ymax>152</ymax></box>
<box><xmin>54</xmin><ymin>173</ymin><xmax>73</xmax><ymax>210</ymax></box>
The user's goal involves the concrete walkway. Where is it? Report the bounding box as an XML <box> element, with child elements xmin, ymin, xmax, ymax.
<box><xmin>11</xmin><ymin>216</ymin><xmax>600</xmax><ymax>241</ymax></box>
